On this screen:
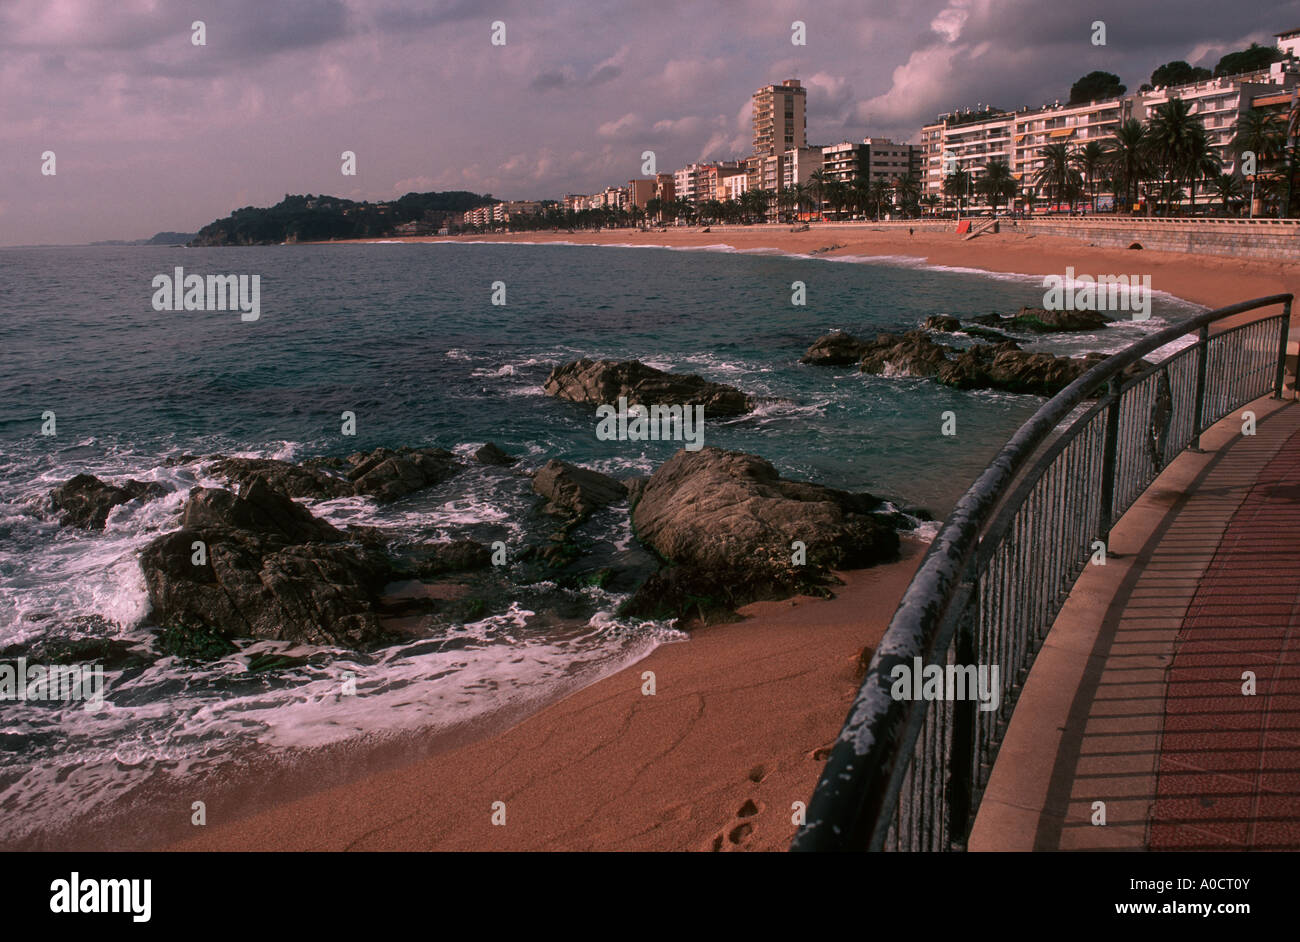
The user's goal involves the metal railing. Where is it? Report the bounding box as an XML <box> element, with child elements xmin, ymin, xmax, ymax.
<box><xmin>792</xmin><ymin>293</ymin><xmax>1294</xmax><ymax>852</ymax></box>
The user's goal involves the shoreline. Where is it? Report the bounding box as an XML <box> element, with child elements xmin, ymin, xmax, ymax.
<box><xmin>326</xmin><ymin>224</ymin><xmax>1296</xmax><ymax>316</ymax></box>
<box><xmin>165</xmin><ymin>538</ymin><xmax>928</xmax><ymax>852</ymax></box>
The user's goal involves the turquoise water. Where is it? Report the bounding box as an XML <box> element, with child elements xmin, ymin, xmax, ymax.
<box><xmin>0</xmin><ymin>241</ymin><xmax>1202</xmax><ymax>845</ymax></box>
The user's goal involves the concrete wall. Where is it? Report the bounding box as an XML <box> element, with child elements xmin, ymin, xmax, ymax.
<box><xmin>1015</xmin><ymin>218</ymin><xmax>1300</xmax><ymax>262</ymax></box>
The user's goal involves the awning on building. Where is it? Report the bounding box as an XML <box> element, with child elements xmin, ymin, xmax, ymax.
<box><xmin>1049</xmin><ymin>127</ymin><xmax>1074</xmax><ymax>139</ymax></box>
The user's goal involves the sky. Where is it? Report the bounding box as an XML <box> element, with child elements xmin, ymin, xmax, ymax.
<box><xmin>2</xmin><ymin>0</ymin><xmax>1297</xmax><ymax>245</ymax></box>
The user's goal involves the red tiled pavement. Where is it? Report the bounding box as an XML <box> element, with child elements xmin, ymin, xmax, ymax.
<box><xmin>1149</xmin><ymin>425</ymin><xmax>1300</xmax><ymax>850</ymax></box>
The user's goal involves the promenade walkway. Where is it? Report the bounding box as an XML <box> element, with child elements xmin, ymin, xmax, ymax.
<box><xmin>969</xmin><ymin>394</ymin><xmax>1300</xmax><ymax>851</ymax></box>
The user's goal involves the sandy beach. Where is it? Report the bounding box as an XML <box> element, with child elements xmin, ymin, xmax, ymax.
<box><xmin>171</xmin><ymin>540</ymin><xmax>926</xmax><ymax>852</ymax></box>
<box><xmin>170</xmin><ymin>225</ymin><xmax>1295</xmax><ymax>853</ymax></box>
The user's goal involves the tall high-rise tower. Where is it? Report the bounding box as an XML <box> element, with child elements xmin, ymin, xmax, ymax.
<box><xmin>752</xmin><ymin>79</ymin><xmax>807</xmax><ymax>157</ymax></box>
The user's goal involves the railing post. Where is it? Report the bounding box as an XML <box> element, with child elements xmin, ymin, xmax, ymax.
<box><xmin>945</xmin><ymin>579</ymin><xmax>978</xmax><ymax>850</ymax></box>
<box><xmin>1275</xmin><ymin>298</ymin><xmax>1293</xmax><ymax>400</ymax></box>
<box><xmin>1097</xmin><ymin>375</ymin><xmax>1123</xmax><ymax>546</ymax></box>
<box><xmin>1191</xmin><ymin>325</ymin><xmax>1210</xmax><ymax>450</ymax></box>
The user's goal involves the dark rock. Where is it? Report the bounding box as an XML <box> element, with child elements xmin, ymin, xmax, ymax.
<box><xmin>622</xmin><ymin>476</ymin><xmax>649</xmax><ymax>509</ymax></box>
<box><xmin>345</xmin><ymin>447</ymin><xmax>461</xmax><ymax>502</ymax></box>
<box><xmin>207</xmin><ymin>457</ymin><xmax>353</xmax><ymax>499</ymax></box>
<box><xmin>623</xmin><ymin>448</ymin><xmax>900</xmax><ymax>621</ymax></box>
<box><xmin>961</xmin><ymin>325</ymin><xmax>1020</xmax><ymax>344</ymax></box>
<box><xmin>972</xmin><ymin>306</ymin><xmax>1111</xmax><ymax>333</ymax></box>
<box><xmin>211</xmin><ymin>449</ymin><xmax>461</xmax><ymax>504</ymax></box>
<box><xmin>139</xmin><ymin>485</ymin><xmax>395</xmax><ymax>650</ymax></box>
<box><xmin>922</xmin><ymin>314</ymin><xmax>962</xmax><ymax>332</ymax></box>
<box><xmin>544</xmin><ymin>359</ymin><xmax>753</xmax><ymax>416</ymax></box>
<box><xmin>473</xmin><ymin>442</ymin><xmax>517</xmax><ymax>466</ymax></box>
<box><xmin>532</xmin><ymin>460</ymin><xmax>627</xmax><ymax>520</ymax></box>
<box><xmin>0</xmin><ymin>635</ymin><xmax>148</xmax><ymax>671</ymax></box>
<box><xmin>936</xmin><ymin>343</ymin><xmax>1106</xmax><ymax>397</ymax></box>
<box><xmin>859</xmin><ymin>331</ymin><xmax>952</xmax><ymax>378</ymax></box>
<box><xmin>800</xmin><ymin>332</ymin><xmax>874</xmax><ymax>366</ymax></box>
<box><xmin>408</xmin><ymin>540</ymin><xmax>494</xmax><ymax>577</ymax></box>
<box><xmin>50</xmin><ymin>474</ymin><xmax>166</xmax><ymax>530</ymax></box>
<box><xmin>181</xmin><ymin>479</ymin><xmax>344</xmax><ymax>545</ymax></box>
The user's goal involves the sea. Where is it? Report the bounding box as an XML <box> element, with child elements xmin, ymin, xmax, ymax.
<box><xmin>0</xmin><ymin>239</ymin><xmax>1204</xmax><ymax>847</ymax></box>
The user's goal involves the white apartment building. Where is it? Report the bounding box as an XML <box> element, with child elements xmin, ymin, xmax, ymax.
<box><xmin>921</xmin><ymin>57</ymin><xmax>1300</xmax><ymax>213</ymax></box>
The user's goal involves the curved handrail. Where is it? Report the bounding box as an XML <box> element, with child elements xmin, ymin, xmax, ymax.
<box><xmin>792</xmin><ymin>293</ymin><xmax>1294</xmax><ymax>851</ymax></box>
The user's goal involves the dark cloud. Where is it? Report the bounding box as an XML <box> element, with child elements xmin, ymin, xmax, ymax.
<box><xmin>2</xmin><ymin>0</ymin><xmax>1297</xmax><ymax>244</ymax></box>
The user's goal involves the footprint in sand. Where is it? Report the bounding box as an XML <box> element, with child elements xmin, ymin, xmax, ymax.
<box><xmin>707</xmin><ymin>797</ymin><xmax>766</xmax><ymax>851</ymax></box>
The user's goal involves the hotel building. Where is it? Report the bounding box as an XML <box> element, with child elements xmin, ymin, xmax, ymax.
<box><xmin>753</xmin><ymin>79</ymin><xmax>807</xmax><ymax>156</ymax></box>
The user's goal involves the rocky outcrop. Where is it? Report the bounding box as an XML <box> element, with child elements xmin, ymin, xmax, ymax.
<box><xmin>858</xmin><ymin>331</ymin><xmax>956</xmax><ymax>378</ymax></box>
<box><xmin>139</xmin><ymin>480</ymin><xmax>394</xmax><ymax>649</ymax></box>
<box><xmin>344</xmin><ymin>447</ymin><xmax>460</xmax><ymax>502</ymax></box>
<box><xmin>405</xmin><ymin>540</ymin><xmax>494</xmax><ymax>577</ymax></box>
<box><xmin>208</xmin><ymin>446</ymin><xmax>461</xmax><ymax>503</ymax></box>
<box><xmin>922</xmin><ymin>315</ymin><xmax>962</xmax><ymax>332</ymax></box>
<box><xmin>804</xmin><ymin>328</ymin><xmax>1131</xmax><ymax>397</ymax></box>
<box><xmin>205</xmin><ymin>458</ymin><xmax>353</xmax><ymax>499</ymax></box>
<box><xmin>532</xmin><ymin>460</ymin><xmax>627</xmax><ymax>520</ymax></box>
<box><xmin>50</xmin><ymin>474</ymin><xmax>167</xmax><ymax>530</ymax></box>
<box><xmin>971</xmin><ymin>306</ymin><xmax>1111</xmax><ymax>333</ymax></box>
<box><xmin>544</xmin><ymin>359</ymin><xmax>753</xmax><ymax>416</ymax></box>
<box><xmin>800</xmin><ymin>332</ymin><xmax>875</xmax><ymax>366</ymax></box>
<box><xmin>621</xmin><ymin>447</ymin><xmax>902</xmax><ymax>622</ymax></box>
<box><xmin>473</xmin><ymin>442</ymin><xmax>517</xmax><ymax>466</ymax></box>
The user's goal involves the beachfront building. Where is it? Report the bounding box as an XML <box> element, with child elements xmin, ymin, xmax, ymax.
<box><xmin>1013</xmin><ymin>97</ymin><xmax>1132</xmax><ymax>211</ymax></box>
<box><xmin>1131</xmin><ymin>64</ymin><xmax>1300</xmax><ymax>189</ymax></box>
<box><xmin>753</xmin><ymin>79</ymin><xmax>807</xmax><ymax>156</ymax></box>
<box><xmin>719</xmin><ymin>171</ymin><xmax>748</xmax><ymax>202</ymax></box>
<box><xmin>627</xmin><ymin>178</ymin><xmax>657</xmax><ymax>209</ymax></box>
<box><xmin>673</xmin><ymin>162</ymin><xmax>743</xmax><ymax>205</ymax></box>
<box><xmin>654</xmin><ymin>173</ymin><xmax>675</xmax><ymax>205</ymax></box>
<box><xmin>711</xmin><ymin>163</ymin><xmax>746</xmax><ymax>202</ymax></box>
<box><xmin>920</xmin><ymin>106</ymin><xmax>1013</xmax><ymax>212</ymax></box>
<box><xmin>780</xmin><ymin>146</ymin><xmax>823</xmax><ymax>192</ymax></box>
<box><xmin>821</xmin><ymin>141</ymin><xmax>867</xmax><ymax>186</ymax></box>
<box><xmin>461</xmin><ymin>200</ymin><xmax>542</xmax><ymax>228</ymax></box>
<box><xmin>673</xmin><ymin>163</ymin><xmax>711</xmax><ymax>204</ymax></box>
<box><xmin>862</xmin><ymin>138</ymin><xmax>917</xmax><ymax>186</ymax></box>
<box><xmin>923</xmin><ymin>55</ymin><xmax>1300</xmax><ymax>214</ymax></box>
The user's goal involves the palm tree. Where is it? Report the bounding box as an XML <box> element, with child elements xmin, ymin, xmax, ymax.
<box><xmin>977</xmin><ymin>159</ymin><xmax>1017</xmax><ymax>213</ymax></box>
<box><xmin>868</xmin><ymin>179</ymin><xmax>892</xmax><ymax>220</ymax></box>
<box><xmin>808</xmin><ymin>169</ymin><xmax>831</xmax><ymax>220</ymax></box>
<box><xmin>1233</xmin><ymin>109</ymin><xmax>1285</xmax><ymax>217</ymax></box>
<box><xmin>792</xmin><ymin>181</ymin><xmax>813</xmax><ymax>220</ymax></box>
<box><xmin>942</xmin><ymin>168</ymin><xmax>971</xmax><ymax>215</ymax></box>
<box><xmin>1210</xmin><ymin>172</ymin><xmax>1243</xmax><ymax>215</ymax></box>
<box><xmin>1146</xmin><ymin>98</ymin><xmax>1208</xmax><ymax>215</ymax></box>
<box><xmin>895</xmin><ymin>173</ymin><xmax>922</xmax><ymax>217</ymax></box>
<box><xmin>849</xmin><ymin>176</ymin><xmax>872</xmax><ymax>219</ymax></box>
<box><xmin>1072</xmin><ymin>141</ymin><xmax>1107</xmax><ymax>213</ymax></box>
<box><xmin>1034</xmin><ymin>143</ymin><xmax>1082</xmax><ymax>210</ymax></box>
<box><xmin>1105</xmin><ymin>118</ymin><xmax>1149</xmax><ymax>213</ymax></box>
<box><xmin>1022</xmin><ymin>186</ymin><xmax>1037</xmax><ymax>215</ymax></box>
<box><xmin>921</xmin><ymin>194</ymin><xmax>941</xmax><ymax>217</ymax></box>
<box><xmin>824</xmin><ymin>179</ymin><xmax>848</xmax><ymax>220</ymax></box>
<box><xmin>1182</xmin><ymin>122</ymin><xmax>1221</xmax><ymax>214</ymax></box>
